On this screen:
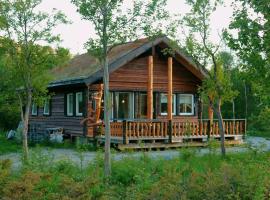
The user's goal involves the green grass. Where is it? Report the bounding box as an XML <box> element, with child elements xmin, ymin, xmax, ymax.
<box><xmin>0</xmin><ymin>132</ymin><xmax>22</xmax><ymax>155</ymax></box>
<box><xmin>0</xmin><ymin>131</ymin><xmax>96</xmax><ymax>155</ymax></box>
<box><xmin>1</xmin><ymin>148</ymin><xmax>270</xmax><ymax>199</ymax></box>
<box><xmin>247</xmin><ymin>130</ymin><xmax>270</xmax><ymax>139</ymax></box>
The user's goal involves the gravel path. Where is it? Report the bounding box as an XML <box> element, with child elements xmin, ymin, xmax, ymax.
<box><xmin>1</xmin><ymin>136</ymin><xmax>269</xmax><ymax>171</ymax></box>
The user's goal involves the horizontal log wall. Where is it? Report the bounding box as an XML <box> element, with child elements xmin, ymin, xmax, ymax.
<box><xmin>109</xmin><ymin>56</ymin><xmax>201</xmax><ymax>92</ymax></box>
<box><xmin>29</xmin><ymin>88</ymin><xmax>86</xmax><ymax>136</ymax></box>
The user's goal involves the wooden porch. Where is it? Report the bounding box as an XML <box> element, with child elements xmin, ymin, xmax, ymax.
<box><xmin>96</xmin><ymin>119</ymin><xmax>246</xmax><ymax>149</ymax></box>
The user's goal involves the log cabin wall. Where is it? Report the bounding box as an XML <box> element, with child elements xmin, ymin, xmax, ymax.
<box><xmin>109</xmin><ymin>56</ymin><xmax>201</xmax><ymax>92</ymax></box>
<box><xmin>29</xmin><ymin>85</ymin><xmax>87</xmax><ymax>137</ymax></box>
<box><xmin>109</xmin><ymin>55</ymin><xmax>202</xmax><ymax>122</ymax></box>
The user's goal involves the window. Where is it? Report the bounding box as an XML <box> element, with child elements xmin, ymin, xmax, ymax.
<box><xmin>43</xmin><ymin>99</ymin><xmax>50</xmax><ymax>115</ymax></box>
<box><xmin>137</xmin><ymin>93</ymin><xmax>147</xmax><ymax>118</ymax></box>
<box><xmin>31</xmin><ymin>103</ymin><xmax>38</xmax><ymax>116</ymax></box>
<box><xmin>178</xmin><ymin>94</ymin><xmax>194</xmax><ymax>115</ymax></box>
<box><xmin>76</xmin><ymin>92</ymin><xmax>83</xmax><ymax>116</ymax></box>
<box><xmin>66</xmin><ymin>93</ymin><xmax>74</xmax><ymax>116</ymax></box>
<box><xmin>114</xmin><ymin>92</ymin><xmax>134</xmax><ymax>119</ymax></box>
<box><xmin>160</xmin><ymin>93</ymin><xmax>176</xmax><ymax>115</ymax></box>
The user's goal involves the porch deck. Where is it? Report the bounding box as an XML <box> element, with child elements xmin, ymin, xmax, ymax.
<box><xmin>96</xmin><ymin>119</ymin><xmax>246</xmax><ymax>149</ymax></box>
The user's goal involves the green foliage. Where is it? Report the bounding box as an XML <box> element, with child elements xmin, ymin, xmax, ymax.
<box><xmin>200</xmin><ymin>60</ymin><xmax>238</xmax><ymax>106</ymax></box>
<box><xmin>1</xmin><ymin>150</ymin><xmax>270</xmax><ymax>199</ymax></box>
<box><xmin>0</xmin><ymin>0</ymin><xmax>70</xmax><ymax>140</ymax></box>
<box><xmin>0</xmin><ymin>132</ymin><xmax>22</xmax><ymax>155</ymax></box>
<box><xmin>224</xmin><ymin>0</ymin><xmax>270</xmax><ymax>132</ymax></box>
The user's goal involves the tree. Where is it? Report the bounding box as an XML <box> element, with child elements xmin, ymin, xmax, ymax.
<box><xmin>0</xmin><ymin>0</ymin><xmax>69</xmax><ymax>160</ymax></box>
<box><xmin>224</xmin><ymin>0</ymin><xmax>270</xmax><ymax>132</ymax></box>
<box><xmin>183</xmin><ymin>0</ymin><xmax>237</xmax><ymax>156</ymax></box>
<box><xmin>71</xmin><ymin>0</ymin><xmax>174</xmax><ymax>177</ymax></box>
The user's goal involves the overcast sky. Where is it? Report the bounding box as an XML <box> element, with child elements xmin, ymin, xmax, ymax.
<box><xmin>37</xmin><ymin>0</ymin><xmax>234</xmax><ymax>55</ymax></box>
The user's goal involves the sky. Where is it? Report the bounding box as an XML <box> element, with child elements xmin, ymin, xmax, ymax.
<box><xmin>37</xmin><ymin>0</ymin><xmax>234</xmax><ymax>55</ymax></box>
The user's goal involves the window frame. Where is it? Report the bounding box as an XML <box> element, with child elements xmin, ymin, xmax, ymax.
<box><xmin>66</xmin><ymin>93</ymin><xmax>74</xmax><ymax>117</ymax></box>
<box><xmin>31</xmin><ymin>103</ymin><xmax>38</xmax><ymax>116</ymax></box>
<box><xmin>178</xmin><ymin>94</ymin><xmax>194</xmax><ymax>116</ymax></box>
<box><xmin>113</xmin><ymin>91</ymin><xmax>134</xmax><ymax>120</ymax></box>
<box><xmin>160</xmin><ymin>93</ymin><xmax>176</xmax><ymax>116</ymax></box>
<box><xmin>43</xmin><ymin>99</ymin><xmax>50</xmax><ymax>116</ymax></box>
<box><xmin>75</xmin><ymin>92</ymin><xmax>83</xmax><ymax>116</ymax></box>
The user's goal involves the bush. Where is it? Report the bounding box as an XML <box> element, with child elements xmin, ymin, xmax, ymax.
<box><xmin>0</xmin><ymin>150</ymin><xmax>270</xmax><ymax>199</ymax></box>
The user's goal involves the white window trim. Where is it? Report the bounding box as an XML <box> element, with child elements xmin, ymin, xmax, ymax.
<box><xmin>67</xmin><ymin>93</ymin><xmax>74</xmax><ymax>116</ymax></box>
<box><xmin>179</xmin><ymin>94</ymin><xmax>194</xmax><ymax>116</ymax></box>
<box><xmin>160</xmin><ymin>93</ymin><xmax>176</xmax><ymax>116</ymax></box>
<box><xmin>76</xmin><ymin>92</ymin><xmax>83</xmax><ymax>116</ymax></box>
<box><xmin>31</xmin><ymin>103</ymin><xmax>37</xmax><ymax>116</ymax></box>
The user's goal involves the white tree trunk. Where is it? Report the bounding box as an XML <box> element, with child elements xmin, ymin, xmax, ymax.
<box><xmin>216</xmin><ymin>99</ymin><xmax>226</xmax><ymax>156</ymax></box>
<box><xmin>103</xmin><ymin>55</ymin><xmax>111</xmax><ymax>178</ymax></box>
<box><xmin>22</xmin><ymin>92</ymin><xmax>32</xmax><ymax>161</ymax></box>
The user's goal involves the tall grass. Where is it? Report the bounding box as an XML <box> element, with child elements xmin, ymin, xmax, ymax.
<box><xmin>0</xmin><ymin>148</ymin><xmax>270</xmax><ymax>199</ymax></box>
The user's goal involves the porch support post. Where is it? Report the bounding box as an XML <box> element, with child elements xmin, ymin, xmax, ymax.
<box><xmin>168</xmin><ymin>57</ymin><xmax>173</xmax><ymax>121</ymax></box>
<box><xmin>208</xmin><ymin>106</ymin><xmax>213</xmax><ymax>124</ymax></box>
<box><xmin>208</xmin><ymin>104</ymin><xmax>213</xmax><ymax>138</ymax></box>
<box><xmin>147</xmin><ymin>56</ymin><xmax>153</xmax><ymax>119</ymax></box>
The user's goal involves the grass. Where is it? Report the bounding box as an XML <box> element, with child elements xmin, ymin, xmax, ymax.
<box><xmin>0</xmin><ymin>148</ymin><xmax>270</xmax><ymax>199</ymax></box>
<box><xmin>247</xmin><ymin>130</ymin><xmax>270</xmax><ymax>139</ymax></box>
<box><xmin>0</xmin><ymin>131</ymin><xmax>96</xmax><ymax>155</ymax></box>
<box><xmin>0</xmin><ymin>132</ymin><xmax>22</xmax><ymax>155</ymax></box>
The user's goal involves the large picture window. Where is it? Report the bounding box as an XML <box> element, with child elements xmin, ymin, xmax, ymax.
<box><xmin>76</xmin><ymin>92</ymin><xmax>83</xmax><ymax>116</ymax></box>
<box><xmin>160</xmin><ymin>93</ymin><xmax>176</xmax><ymax>115</ymax></box>
<box><xmin>178</xmin><ymin>94</ymin><xmax>194</xmax><ymax>115</ymax></box>
<box><xmin>43</xmin><ymin>99</ymin><xmax>50</xmax><ymax>115</ymax></box>
<box><xmin>66</xmin><ymin>93</ymin><xmax>74</xmax><ymax>116</ymax></box>
<box><xmin>114</xmin><ymin>92</ymin><xmax>134</xmax><ymax>119</ymax></box>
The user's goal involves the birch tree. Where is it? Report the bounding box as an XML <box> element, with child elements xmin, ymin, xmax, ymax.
<box><xmin>0</xmin><ymin>0</ymin><xmax>69</xmax><ymax>160</ymax></box>
<box><xmin>183</xmin><ymin>0</ymin><xmax>237</xmax><ymax>156</ymax></box>
<box><xmin>71</xmin><ymin>0</ymin><xmax>174</xmax><ymax>177</ymax></box>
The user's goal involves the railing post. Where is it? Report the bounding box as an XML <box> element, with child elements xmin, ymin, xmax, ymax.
<box><xmin>244</xmin><ymin>119</ymin><xmax>247</xmax><ymax>140</ymax></box>
<box><xmin>168</xmin><ymin>120</ymin><xmax>173</xmax><ymax>143</ymax></box>
<box><xmin>207</xmin><ymin>119</ymin><xmax>211</xmax><ymax>141</ymax></box>
<box><xmin>123</xmin><ymin>120</ymin><xmax>128</xmax><ymax>145</ymax></box>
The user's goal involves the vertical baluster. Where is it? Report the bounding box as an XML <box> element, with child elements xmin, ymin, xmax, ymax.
<box><xmin>203</xmin><ymin>122</ymin><xmax>206</xmax><ymax>136</ymax></box>
<box><xmin>240</xmin><ymin>121</ymin><xmax>243</xmax><ymax>134</ymax></box>
<box><xmin>236</xmin><ymin>121</ymin><xmax>239</xmax><ymax>135</ymax></box>
<box><xmin>165</xmin><ymin>122</ymin><xmax>168</xmax><ymax>137</ymax></box>
<box><xmin>173</xmin><ymin>122</ymin><xmax>176</xmax><ymax>137</ymax></box>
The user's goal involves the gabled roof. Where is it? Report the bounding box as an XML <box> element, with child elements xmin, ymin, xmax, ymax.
<box><xmin>49</xmin><ymin>36</ymin><xmax>208</xmax><ymax>87</ymax></box>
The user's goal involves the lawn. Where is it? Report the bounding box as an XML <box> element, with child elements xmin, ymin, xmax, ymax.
<box><xmin>0</xmin><ymin>149</ymin><xmax>270</xmax><ymax>199</ymax></box>
<box><xmin>0</xmin><ymin>132</ymin><xmax>21</xmax><ymax>155</ymax></box>
<box><xmin>0</xmin><ymin>131</ymin><xmax>94</xmax><ymax>155</ymax></box>
<box><xmin>247</xmin><ymin>130</ymin><xmax>270</xmax><ymax>139</ymax></box>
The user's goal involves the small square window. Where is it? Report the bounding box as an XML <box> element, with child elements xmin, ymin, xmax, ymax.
<box><xmin>178</xmin><ymin>94</ymin><xmax>194</xmax><ymax>115</ymax></box>
<box><xmin>160</xmin><ymin>93</ymin><xmax>176</xmax><ymax>116</ymax></box>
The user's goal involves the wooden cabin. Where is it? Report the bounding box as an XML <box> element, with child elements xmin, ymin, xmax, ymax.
<box><xmin>29</xmin><ymin>36</ymin><xmax>245</xmax><ymax>148</ymax></box>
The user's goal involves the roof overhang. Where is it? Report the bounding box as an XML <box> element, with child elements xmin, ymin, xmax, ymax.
<box><xmin>84</xmin><ymin>36</ymin><xmax>208</xmax><ymax>85</ymax></box>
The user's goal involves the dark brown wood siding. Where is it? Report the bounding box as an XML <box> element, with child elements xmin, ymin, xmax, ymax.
<box><xmin>109</xmin><ymin>55</ymin><xmax>201</xmax><ymax>121</ymax></box>
<box><xmin>109</xmin><ymin>56</ymin><xmax>201</xmax><ymax>92</ymax></box>
<box><xmin>29</xmin><ymin>86</ymin><xmax>86</xmax><ymax>136</ymax></box>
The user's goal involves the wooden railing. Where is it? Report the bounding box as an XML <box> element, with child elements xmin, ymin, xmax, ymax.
<box><xmin>107</xmin><ymin>119</ymin><xmax>246</xmax><ymax>142</ymax></box>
